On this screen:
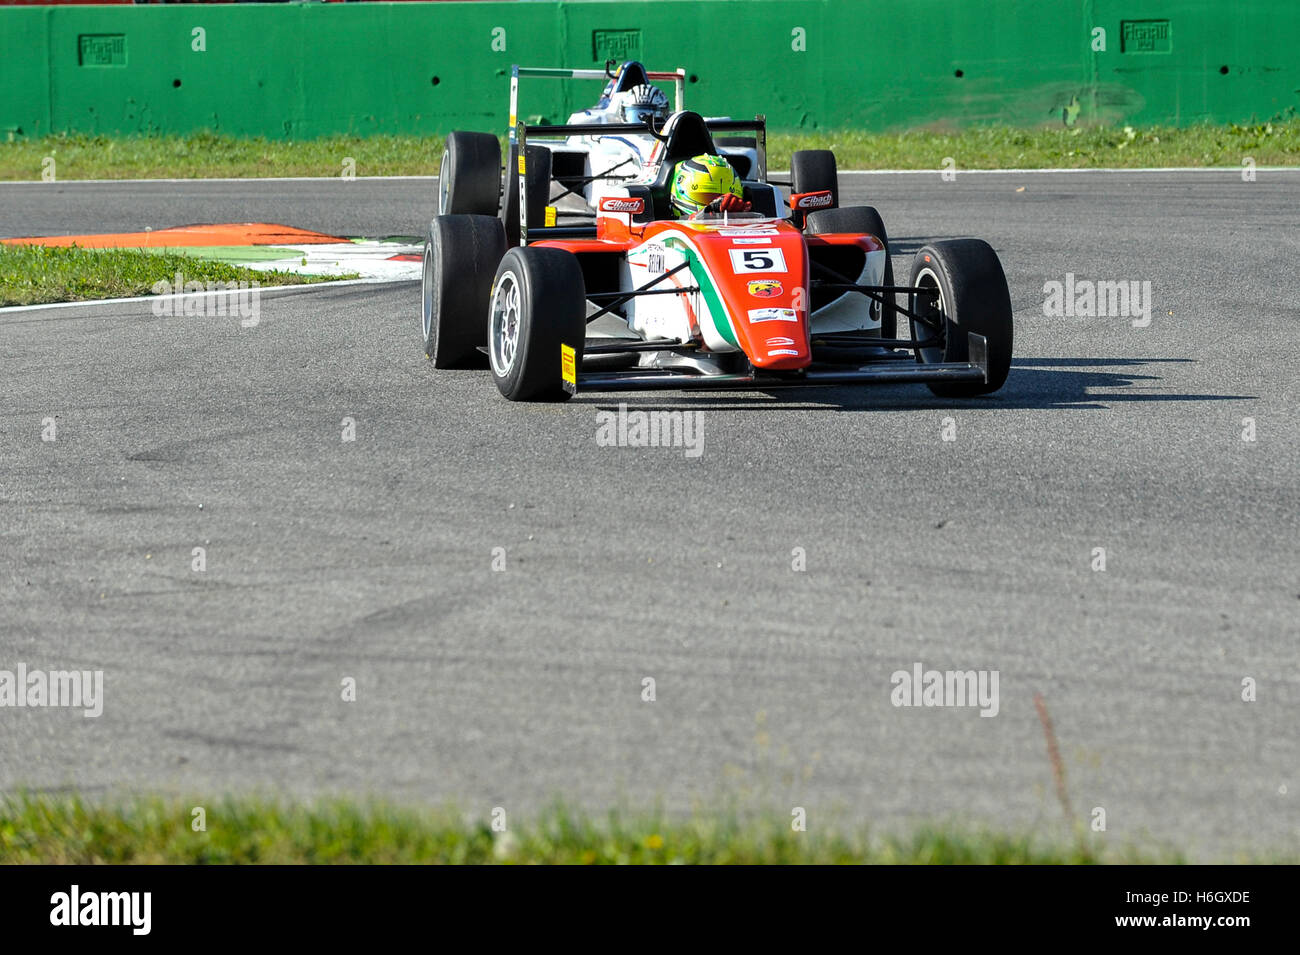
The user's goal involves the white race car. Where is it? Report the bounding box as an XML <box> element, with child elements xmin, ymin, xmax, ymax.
<box><xmin>436</xmin><ymin>60</ymin><xmax>761</xmax><ymax>222</ymax></box>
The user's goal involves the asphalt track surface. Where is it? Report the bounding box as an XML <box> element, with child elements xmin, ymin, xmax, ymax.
<box><xmin>2</xmin><ymin>172</ymin><xmax>1297</xmax><ymax>859</ymax></box>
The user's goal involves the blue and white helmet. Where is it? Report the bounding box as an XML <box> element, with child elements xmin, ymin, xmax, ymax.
<box><xmin>616</xmin><ymin>84</ymin><xmax>670</xmax><ymax>125</ymax></box>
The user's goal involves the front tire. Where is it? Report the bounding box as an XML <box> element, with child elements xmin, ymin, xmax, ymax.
<box><xmin>488</xmin><ymin>246</ymin><xmax>586</xmax><ymax>401</ymax></box>
<box><xmin>438</xmin><ymin>132</ymin><xmax>501</xmax><ymax>216</ymax></box>
<box><xmin>422</xmin><ymin>214</ymin><xmax>506</xmax><ymax>367</ymax></box>
<box><xmin>907</xmin><ymin>239</ymin><xmax>1013</xmax><ymax>396</ymax></box>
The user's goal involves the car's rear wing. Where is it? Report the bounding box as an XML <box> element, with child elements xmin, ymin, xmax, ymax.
<box><xmin>508</xmin><ymin>65</ymin><xmax>688</xmax><ymax>145</ymax></box>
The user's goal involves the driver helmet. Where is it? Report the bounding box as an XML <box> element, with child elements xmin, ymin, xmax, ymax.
<box><xmin>670</xmin><ymin>154</ymin><xmax>743</xmax><ymax>217</ymax></box>
<box><xmin>617</xmin><ymin>84</ymin><xmax>670</xmax><ymax>125</ymax></box>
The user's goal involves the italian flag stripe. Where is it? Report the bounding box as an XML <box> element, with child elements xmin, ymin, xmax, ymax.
<box><xmin>663</xmin><ymin>237</ymin><xmax>738</xmax><ymax>348</ymax></box>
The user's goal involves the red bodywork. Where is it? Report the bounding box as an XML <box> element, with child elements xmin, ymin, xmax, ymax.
<box><xmin>535</xmin><ymin>213</ymin><xmax>883</xmax><ymax>371</ymax></box>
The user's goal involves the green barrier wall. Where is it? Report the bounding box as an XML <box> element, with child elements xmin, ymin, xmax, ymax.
<box><xmin>1</xmin><ymin>1</ymin><xmax>1295</xmax><ymax>139</ymax></box>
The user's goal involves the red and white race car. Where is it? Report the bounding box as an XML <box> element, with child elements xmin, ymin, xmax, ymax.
<box><xmin>422</xmin><ymin>69</ymin><xmax>1013</xmax><ymax>402</ymax></box>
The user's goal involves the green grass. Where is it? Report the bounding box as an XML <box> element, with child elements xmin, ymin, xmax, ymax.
<box><xmin>0</xmin><ymin>793</ymin><xmax>1204</xmax><ymax>864</ymax></box>
<box><xmin>0</xmin><ymin>244</ymin><xmax>346</xmax><ymax>307</ymax></box>
<box><xmin>772</xmin><ymin>118</ymin><xmax>1300</xmax><ymax>170</ymax></box>
<box><xmin>2</xmin><ymin>121</ymin><xmax>1298</xmax><ymax>180</ymax></box>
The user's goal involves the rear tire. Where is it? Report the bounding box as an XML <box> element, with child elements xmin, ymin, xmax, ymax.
<box><xmin>421</xmin><ymin>214</ymin><xmax>506</xmax><ymax>368</ymax></box>
<box><xmin>790</xmin><ymin>149</ymin><xmax>838</xmax><ymax>208</ymax></box>
<box><xmin>488</xmin><ymin>246</ymin><xmax>586</xmax><ymax>401</ymax></box>
<box><xmin>805</xmin><ymin>206</ymin><xmax>896</xmax><ymax>339</ymax></box>
<box><xmin>500</xmin><ymin>145</ymin><xmax>553</xmax><ymax>247</ymax></box>
<box><xmin>907</xmin><ymin>239</ymin><xmax>1013</xmax><ymax>396</ymax></box>
<box><xmin>438</xmin><ymin>132</ymin><xmax>501</xmax><ymax>216</ymax></box>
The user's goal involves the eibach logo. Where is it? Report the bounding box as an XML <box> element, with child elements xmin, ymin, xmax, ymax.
<box><xmin>793</xmin><ymin>191</ymin><xmax>834</xmax><ymax>210</ymax></box>
<box><xmin>599</xmin><ymin>197</ymin><xmax>645</xmax><ymax>214</ymax></box>
<box><xmin>748</xmin><ymin>280</ymin><xmax>783</xmax><ymax>298</ymax></box>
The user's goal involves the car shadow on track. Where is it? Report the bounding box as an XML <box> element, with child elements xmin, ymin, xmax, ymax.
<box><xmin>579</xmin><ymin>358</ymin><xmax>1256</xmax><ymax>413</ymax></box>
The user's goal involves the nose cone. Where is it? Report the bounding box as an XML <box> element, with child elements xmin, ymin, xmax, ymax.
<box><xmin>744</xmin><ymin>309</ymin><xmax>810</xmax><ymax>368</ymax></box>
<box><xmin>680</xmin><ymin>222</ymin><xmax>813</xmax><ymax>369</ymax></box>
<box><xmin>729</xmin><ymin>274</ymin><xmax>810</xmax><ymax>371</ymax></box>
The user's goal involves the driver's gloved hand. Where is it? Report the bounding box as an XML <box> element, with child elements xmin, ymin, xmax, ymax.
<box><xmin>704</xmin><ymin>194</ymin><xmax>752</xmax><ymax>214</ymax></box>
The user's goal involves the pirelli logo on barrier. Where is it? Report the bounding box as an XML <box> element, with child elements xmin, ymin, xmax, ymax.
<box><xmin>78</xmin><ymin>35</ymin><xmax>127</xmax><ymax>67</ymax></box>
<box><xmin>1121</xmin><ymin>20</ymin><xmax>1172</xmax><ymax>54</ymax></box>
<box><xmin>592</xmin><ymin>29</ymin><xmax>642</xmax><ymax>63</ymax></box>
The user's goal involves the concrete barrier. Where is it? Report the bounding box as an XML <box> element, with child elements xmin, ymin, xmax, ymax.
<box><xmin>1</xmin><ymin>1</ymin><xmax>1294</xmax><ymax>139</ymax></box>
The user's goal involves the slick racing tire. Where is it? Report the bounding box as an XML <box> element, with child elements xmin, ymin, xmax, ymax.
<box><xmin>488</xmin><ymin>246</ymin><xmax>586</xmax><ymax>401</ymax></box>
<box><xmin>790</xmin><ymin>149</ymin><xmax>838</xmax><ymax>209</ymax></box>
<box><xmin>500</xmin><ymin>145</ymin><xmax>553</xmax><ymax>247</ymax></box>
<box><xmin>805</xmin><ymin>206</ymin><xmax>897</xmax><ymax>339</ymax></box>
<box><xmin>422</xmin><ymin>214</ymin><xmax>506</xmax><ymax>368</ymax></box>
<box><xmin>907</xmin><ymin>239</ymin><xmax>1013</xmax><ymax>397</ymax></box>
<box><xmin>438</xmin><ymin>132</ymin><xmax>502</xmax><ymax>216</ymax></box>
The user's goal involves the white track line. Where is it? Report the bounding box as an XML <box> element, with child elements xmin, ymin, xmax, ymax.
<box><xmin>0</xmin><ymin>176</ymin><xmax>441</xmax><ymax>185</ymax></box>
<box><xmin>4</xmin><ymin>164</ymin><xmax>1291</xmax><ymax>313</ymax></box>
<box><xmin>834</xmin><ymin>166</ymin><xmax>1300</xmax><ymax>175</ymax></box>
<box><xmin>1</xmin><ymin>167</ymin><xmax>1297</xmax><ymax>186</ymax></box>
<box><xmin>0</xmin><ymin>276</ymin><xmax>411</xmax><ymax>316</ymax></box>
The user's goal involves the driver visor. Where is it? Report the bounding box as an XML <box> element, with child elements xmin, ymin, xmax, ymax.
<box><xmin>622</xmin><ymin>105</ymin><xmax>663</xmax><ymax>125</ymax></box>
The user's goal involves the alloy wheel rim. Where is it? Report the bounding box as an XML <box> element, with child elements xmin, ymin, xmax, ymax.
<box><xmin>912</xmin><ymin>266</ymin><xmax>946</xmax><ymax>364</ymax></box>
<box><xmin>422</xmin><ymin>242</ymin><xmax>434</xmax><ymax>340</ymax></box>
<box><xmin>489</xmin><ymin>272</ymin><xmax>521</xmax><ymax>376</ymax></box>
<box><xmin>438</xmin><ymin>152</ymin><xmax>451</xmax><ymax>214</ymax></box>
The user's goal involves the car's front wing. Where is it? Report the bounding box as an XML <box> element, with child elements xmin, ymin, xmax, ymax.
<box><xmin>567</xmin><ymin>334</ymin><xmax>990</xmax><ymax>393</ymax></box>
